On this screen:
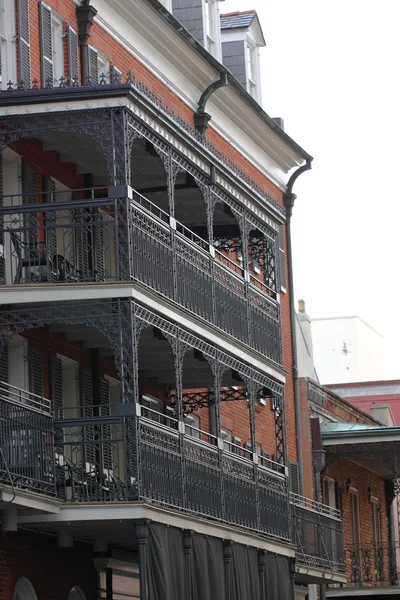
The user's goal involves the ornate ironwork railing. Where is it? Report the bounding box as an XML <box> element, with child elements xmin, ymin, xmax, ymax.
<box><xmin>0</xmin><ymin>391</ymin><xmax>56</xmax><ymax>496</ymax></box>
<box><xmin>139</xmin><ymin>417</ymin><xmax>291</xmax><ymax>540</ymax></box>
<box><xmin>290</xmin><ymin>493</ymin><xmax>345</xmax><ymax>572</ymax></box>
<box><xmin>0</xmin><ymin>187</ymin><xmax>282</xmax><ymax>364</ymax></box>
<box><xmin>342</xmin><ymin>542</ymin><xmax>400</xmax><ymax>588</ymax></box>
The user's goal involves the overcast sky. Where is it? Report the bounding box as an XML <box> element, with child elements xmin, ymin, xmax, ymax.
<box><xmin>223</xmin><ymin>0</ymin><xmax>400</xmax><ymax>377</ymax></box>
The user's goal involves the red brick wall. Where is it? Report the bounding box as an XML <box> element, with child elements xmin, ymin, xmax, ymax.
<box><xmin>0</xmin><ymin>529</ymin><xmax>96</xmax><ymax>600</ymax></box>
<box><xmin>10</xmin><ymin>0</ymin><xmax>298</xmax><ymax>467</ymax></box>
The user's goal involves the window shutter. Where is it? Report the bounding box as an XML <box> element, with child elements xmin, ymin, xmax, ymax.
<box><xmin>22</xmin><ymin>161</ymin><xmax>38</xmax><ymax>252</ymax></box>
<box><xmin>94</xmin><ymin>212</ymin><xmax>105</xmax><ymax>281</ymax></box>
<box><xmin>17</xmin><ymin>0</ymin><xmax>31</xmax><ymax>85</ymax></box>
<box><xmin>277</xmin><ymin>225</ymin><xmax>286</xmax><ymax>292</ymax></box>
<box><xmin>28</xmin><ymin>346</ymin><xmax>43</xmax><ymax>397</ymax></box>
<box><xmin>80</xmin><ymin>369</ymin><xmax>93</xmax><ymax>417</ymax></box>
<box><xmin>110</xmin><ymin>66</ymin><xmax>122</xmax><ymax>84</ymax></box>
<box><xmin>334</xmin><ymin>482</ymin><xmax>343</xmax><ymax>514</ymax></box>
<box><xmin>67</xmin><ymin>27</ymin><xmax>79</xmax><ymax>83</ymax></box>
<box><xmin>100</xmin><ymin>378</ymin><xmax>112</xmax><ymax>469</ymax></box>
<box><xmin>43</xmin><ymin>176</ymin><xmax>57</xmax><ymax>261</ymax></box>
<box><xmin>40</xmin><ymin>2</ymin><xmax>53</xmax><ymax>87</ymax></box>
<box><xmin>0</xmin><ymin>343</ymin><xmax>8</xmax><ymax>384</ymax></box>
<box><xmin>88</xmin><ymin>46</ymin><xmax>98</xmax><ymax>84</ymax></box>
<box><xmin>289</xmin><ymin>461</ymin><xmax>300</xmax><ymax>495</ymax></box>
<box><xmin>50</xmin><ymin>355</ymin><xmax>63</xmax><ymax>416</ymax></box>
<box><xmin>74</xmin><ymin>209</ymin><xmax>91</xmax><ymax>281</ymax></box>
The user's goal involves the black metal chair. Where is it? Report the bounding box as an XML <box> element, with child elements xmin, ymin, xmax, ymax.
<box><xmin>8</xmin><ymin>228</ymin><xmax>48</xmax><ymax>284</ymax></box>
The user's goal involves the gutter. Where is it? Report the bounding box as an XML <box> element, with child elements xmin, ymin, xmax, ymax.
<box><xmin>144</xmin><ymin>0</ymin><xmax>312</xmax><ymax>163</ymax></box>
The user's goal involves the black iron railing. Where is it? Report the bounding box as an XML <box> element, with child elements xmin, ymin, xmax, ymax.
<box><xmin>291</xmin><ymin>494</ymin><xmax>345</xmax><ymax>572</ymax></box>
<box><xmin>0</xmin><ymin>187</ymin><xmax>282</xmax><ymax>363</ymax></box>
<box><xmin>343</xmin><ymin>543</ymin><xmax>400</xmax><ymax>587</ymax></box>
<box><xmin>54</xmin><ymin>413</ymin><xmax>290</xmax><ymax>541</ymax></box>
<box><xmin>0</xmin><ymin>382</ymin><xmax>56</xmax><ymax>496</ymax></box>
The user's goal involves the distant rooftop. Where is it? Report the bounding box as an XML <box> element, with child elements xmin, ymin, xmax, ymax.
<box><xmin>220</xmin><ymin>10</ymin><xmax>256</xmax><ymax>30</ymax></box>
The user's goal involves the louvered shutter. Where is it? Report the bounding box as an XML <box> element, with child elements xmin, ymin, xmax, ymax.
<box><xmin>100</xmin><ymin>379</ymin><xmax>112</xmax><ymax>469</ymax></box>
<box><xmin>28</xmin><ymin>346</ymin><xmax>43</xmax><ymax>397</ymax></box>
<box><xmin>17</xmin><ymin>0</ymin><xmax>31</xmax><ymax>85</ymax></box>
<box><xmin>88</xmin><ymin>46</ymin><xmax>98</xmax><ymax>84</ymax></box>
<box><xmin>289</xmin><ymin>461</ymin><xmax>300</xmax><ymax>495</ymax></box>
<box><xmin>334</xmin><ymin>482</ymin><xmax>342</xmax><ymax>514</ymax></box>
<box><xmin>74</xmin><ymin>209</ymin><xmax>91</xmax><ymax>281</ymax></box>
<box><xmin>67</xmin><ymin>27</ymin><xmax>79</xmax><ymax>83</ymax></box>
<box><xmin>40</xmin><ymin>2</ymin><xmax>53</xmax><ymax>87</ymax></box>
<box><xmin>94</xmin><ymin>211</ymin><xmax>105</xmax><ymax>281</ymax></box>
<box><xmin>110</xmin><ymin>66</ymin><xmax>121</xmax><ymax>84</ymax></box>
<box><xmin>43</xmin><ymin>177</ymin><xmax>57</xmax><ymax>276</ymax></box>
<box><xmin>22</xmin><ymin>161</ymin><xmax>37</xmax><ymax>252</ymax></box>
<box><xmin>0</xmin><ymin>343</ymin><xmax>8</xmax><ymax>384</ymax></box>
<box><xmin>80</xmin><ymin>369</ymin><xmax>95</xmax><ymax>466</ymax></box>
<box><xmin>278</xmin><ymin>225</ymin><xmax>286</xmax><ymax>292</ymax></box>
<box><xmin>50</xmin><ymin>355</ymin><xmax>63</xmax><ymax>417</ymax></box>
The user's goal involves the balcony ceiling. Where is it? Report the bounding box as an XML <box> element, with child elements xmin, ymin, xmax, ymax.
<box><xmin>323</xmin><ymin>426</ymin><xmax>400</xmax><ymax>479</ymax></box>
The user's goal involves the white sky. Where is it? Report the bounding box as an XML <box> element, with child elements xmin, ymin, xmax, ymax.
<box><xmin>223</xmin><ymin>0</ymin><xmax>400</xmax><ymax>378</ymax></box>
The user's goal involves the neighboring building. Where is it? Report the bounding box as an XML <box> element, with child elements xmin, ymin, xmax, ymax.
<box><xmin>328</xmin><ymin>380</ymin><xmax>400</xmax><ymax>425</ymax></box>
<box><xmin>311</xmin><ymin>315</ymin><xmax>385</xmax><ymax>385</ymax></box>
<box><xmin>0</xmin><ymin>1</ymin><xmax>343</xmax><ymax>600</ymax></box>
<box><xmin>297</xmin><ymin>299</ymin><xmax>319</xmax><ymax>382</ymax></box>
<box><xmin>299</xmin><ymin>378</ymin><xmax>400</xmax><ymax>599</ymax></box>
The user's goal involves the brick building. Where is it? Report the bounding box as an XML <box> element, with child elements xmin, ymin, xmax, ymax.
<box><xmin>0</xmin><ymin>1</ymin><xmax>342</xmax><ymax>599</ymax></box>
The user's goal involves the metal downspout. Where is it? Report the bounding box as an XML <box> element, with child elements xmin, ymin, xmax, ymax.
<box><xmin>283</xmin><ymin>158</ymin><xmax>312</xmax><ymax>497</ymax></box>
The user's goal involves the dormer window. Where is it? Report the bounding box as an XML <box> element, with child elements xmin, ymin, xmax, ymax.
<box><xmin>246</xmin><ymin>42</ymin><xmax>257</xmax><ymax>99</ymax></box>
<box><xmin>204</xmin><ymin>0</ymin><xmax>221</xmax><ymax>59</ymax></box>
<box><xmin>220</xmin><ymin>10</ymin><xmax>266</xmax><ymax>105</ymax></box>
<box><xmin>172</xmin><ymin>0</ymin><xmax>222</xmax><ymax>60</ymax></box>
<box><xmin>159</xmin><ymin>0</ymin><xmax>172</xmax><ymax>11</ymax></box>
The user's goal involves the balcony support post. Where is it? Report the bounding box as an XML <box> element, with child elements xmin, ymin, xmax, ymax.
<box><xmin>258</xmin><ymin>550</ymin><xmax>266</xmax><ymax>600</ymax></box>
<box><xmin>289</xmin><ymin>557</ymin><xmax>296</xmax><ymax>600</ymax></box>
<box><xmin>223</xmin><ymin>540</ymin><xmax>232</xmax><ymax>600</ymax></box>
<box><xmin>136</xmin><ymin>520</ymin><xmax>150</xmax><ymax>600</ymax></box>
<box><xmin>183</xmin><ymin>530</ymin><xmax>194</xmax><ymax>600</ymax></box>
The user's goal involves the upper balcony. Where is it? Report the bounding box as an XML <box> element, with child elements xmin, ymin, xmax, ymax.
<box><xmin>0</xmin><ymin>184</ymin><xmax>282</xmax><ymax>364</ymax></box>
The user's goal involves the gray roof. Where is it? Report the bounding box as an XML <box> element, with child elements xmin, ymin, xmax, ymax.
<box><xmin>220</xmin><ymin>11</ymin><xmax>255</xmax><ymax>31</ymax></box>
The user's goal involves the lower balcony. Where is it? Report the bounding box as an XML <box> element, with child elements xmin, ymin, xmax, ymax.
<box><xmin>291</xmin><ymin>494</ymin><xmax>345</xmax><ymax>573</ymax></box>
<box><xmin>325</xmin><ymin>543</ymin><xmax>400</xmax><ymax>596</ymax></box>
<box><xmin>54</xmin><ymin>411</ymin><xmax>291</xmax><ymax>541</ymax></box>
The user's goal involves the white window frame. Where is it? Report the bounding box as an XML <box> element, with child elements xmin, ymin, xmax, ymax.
<box><xmin>203</xmin><ymin>0</ymin><xmax>222</xmax><ymax>60</ymax></box>
<box><xmin>221</xmin><ymin>427</ymin><xmax>232</xmax><ymax>451</ymax></box>
<box><xmin>245</xmin><ymin>40</ymin><xmax>258</xmax><ymax>100</ymax></box>
<box><xmin>0</xmin><ymin>0</ymin><xmax>17</xmax><ymax>87</ymax></box>
<box><xmin>184</xmin><ymin>413</ymin><xmax>200</xmax><ymax>438</ymax></box>
<box><xmin>51</xmin><ymin>11</ymin><xmax>64</xmax><ymax>86</ymax></box>
<box><xmin>371</xmin><ymin>497</ymin><xmax>381</xmax><ymax>545</ymax></box>
<box><xmin>349</xmin><ymin>488</ymin><xmax>361</xmax><ymax>546</ymax></box>
<box><xmin>97</xmin><ymin>50</ymin><xmax>110</xmax><ymax>84</ymax></box>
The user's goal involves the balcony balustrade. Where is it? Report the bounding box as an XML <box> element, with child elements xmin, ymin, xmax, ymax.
<box><xmin>0</xmin><ymin>381</ymin><xmax>55</xmax><ymax>496</ymax></box>
<box><xmin>290</xmin><ymin>493</ymin><xmax>345</xmax><ymax>572</ymax></box>
<box><xmin>341</xmin><ymin>542</ymin><xmax>400</xmax><ymax>588</ymax></box>
<box><xmin>0</xmin><ymin>186</ymin><xmax>282</xmax><ymax>363</ymax></box>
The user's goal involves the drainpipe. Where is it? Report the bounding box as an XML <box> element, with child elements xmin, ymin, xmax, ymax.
<box><xmin>283</xmin><ymin>158</ymin><xmax>312</xmax><ymax>498</ymax></box>
<box><xmin>76</xmin><ymin>1</ymin><xmax>98</xmax><ymax>84</ymax></box>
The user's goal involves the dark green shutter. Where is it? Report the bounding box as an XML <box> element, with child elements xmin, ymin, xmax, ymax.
<box><xmin>68</xmin><ymin>27</ymin><xmax>79</xmax><ymax>83</ymax></box>
<box><xmin>43</xmin><ymin>177</ymin><xmax>57</xmax><ymax>266</ymax></box>
<box><xmin>74</xmin><ymin>209</ymin><xmax>91</xmax><ymax>281</ymax></box>
<box><xmin>28</xmin><ymin>346</ymin><xmax>43</xmax><ymax>397</ymax></box>
<box><xmin>88</xmin><ymin>47</ymin><xmax>98</xmax><ymax>84</ymax></box>
<box><xmin>17</xmin><ymin>0</ymin><xmax>31</xmax><ymax>85</ymax></box>
<box><xmin>334</xmin><ymin>482</ymin><xmax>343</xmax><ymax>514</ymax></box>
<box><xmin>80</xmin><ymin>369</ymin><xmax>95</xmax><ymax>465</ymax></box>
<box><xmin>50</xmin><ymin>355</ymin><xmax>63</xmax><ymax>416</ymax></box>
<box><xmin>22</xmin><ymin>161</ymin><xmax>37</xmax><ymax>252</ymax></box>
<box><xmin>94</xmin><ymin>212</ymin><xmax>105</xmax><ymax>280</ymax></box>
<box><xmin>0</xmin><ymin>343</ymin><xmax>8</xmax><ymax>384</ymax></box>
<box><xmin>289</xmin><ymin>461</ymin><xmax>300</xmax><ymax>495</ymax></box>
<box><xmin>100</xmin><ymin>379</ymin><xmax>112</xmax><ymax>469</ymax></box>
<box><xmin>40</xmin><ymin>2</ymin><xmax>53</xmax><ymax>87</ymax></box>
<box><xmin>278</xmin><ymin>225</ymin><xmax>286</xmax><ymax>291</ymax></box>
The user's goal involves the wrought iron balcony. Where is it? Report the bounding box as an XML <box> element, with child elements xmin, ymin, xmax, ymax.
<box><xmin>0</xmin><ymin>187</ymin><xmax>282</xmax><ymax>363</ymax></box>
<box><xmin>0</xmin><ymin>381</ymin><xmax>56</xmax><ymax>496</ymax></box>
<box><xmin>290</xmin><ymin>493</ymin><xmax>345</xmax><ymax>572</ymax></box>
<box><xmin>341</xmin><ymin>542</ymin><xmax>400</xmax><ymax>588</ymax></box>
<box><xmin>54</xmin><ymin>412</ymin><xmax>291</xmax><ymax>541</ymax></box>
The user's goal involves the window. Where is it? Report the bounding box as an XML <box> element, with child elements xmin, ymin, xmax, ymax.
<box><xmin>323</xmin><ymin>478</ymin><xmax>336</xmax><ymax>509</ymax></box>
<box><xmin>88</xmin><ymin>46</ymin><xmax>110</xmax><ymax>84</ymax></box>
<box><xmin>158</xmin><ymin>0</ymin><xmax>172</xmax><ymax>10</ymax></box>
<box><xmin>350</xmin><ymin>490</ymin><xmax>360</xmax><ymax>546</ymax></box>
<box><xmin>184</xmin><ymin>413</ymin><xmax>200</xmax><ymax>438</ymax></box>
<box><xmin>12</xmin><ymin>578</ymin><xmax>37</xmax><ymax>600</ymax></box>
<box><xmin>371</xmin><ymin>498</ymin><xmax>381</xmax><ymax>545</ymax></box>
<box><xmin>204</xmin><ymin>0</ymin><xmax>221</xmax><ymax>58</ymax></box>
<box><xmin>51</xmin><ymin>11</ymin><xmax>63</xmax><ymax>85</ymax></box>
<box><xmin>0</xmin><ymin>0</ymin><xmax>17</xmax><ymax>87</ymax></box>
<box><xmin>221</xmin><ymin>427</ymin><xmax>232</xmax><ymax>451</ymax></box>
<box><xmin>231</xmin><ymin>436</ymin><xmax>241</xmax><ymax>455</ymax></box>
<box><xmin>246</xmin><ymin>42</ymin><xmax>257</xmax><ymax>99</ymax></box>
